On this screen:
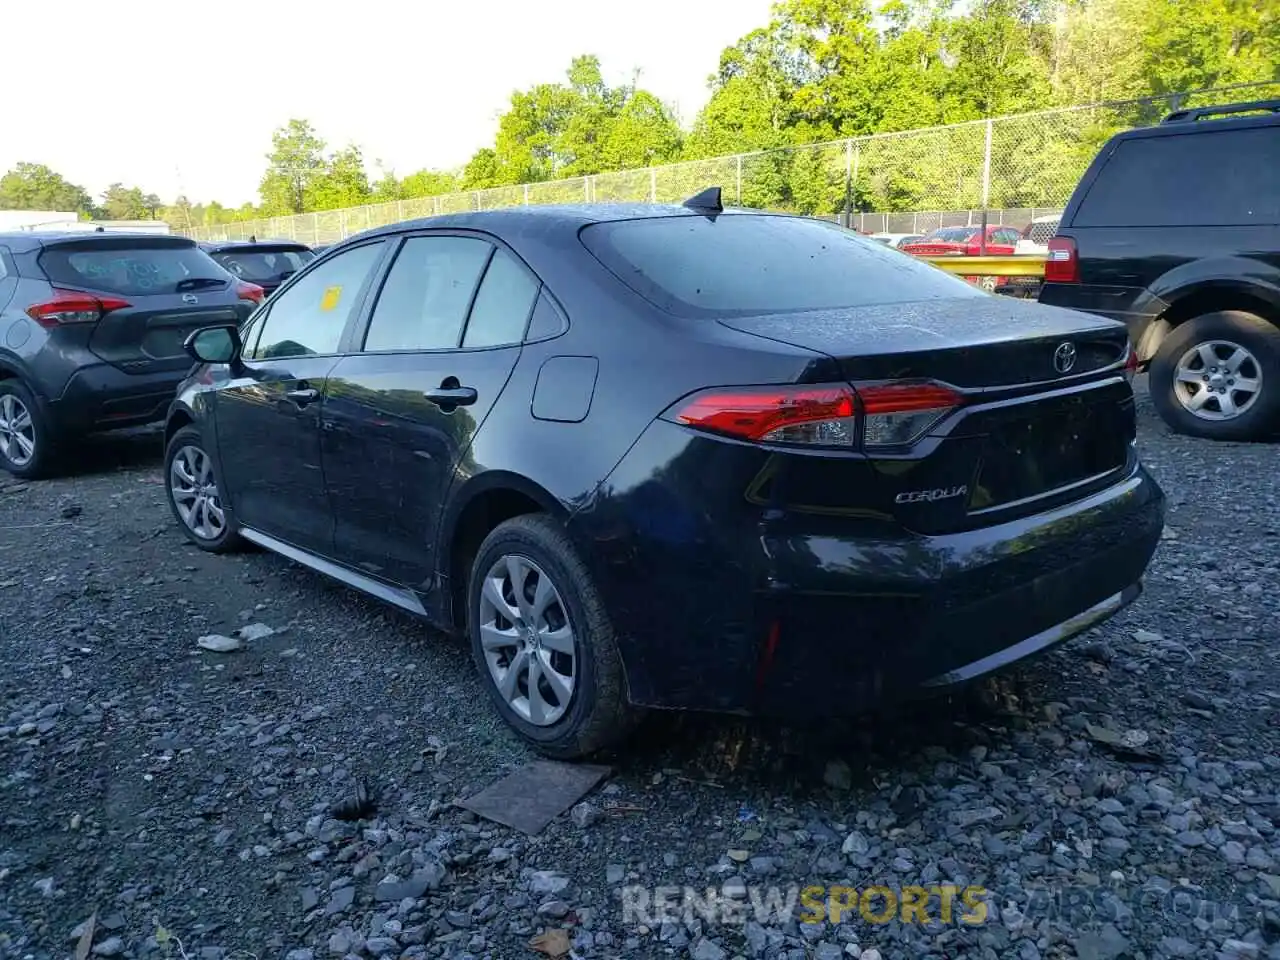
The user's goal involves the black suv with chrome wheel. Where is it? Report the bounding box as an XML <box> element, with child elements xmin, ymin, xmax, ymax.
<box><xmin>1039</xmin><ymin>98</ymin><xmax>1280</xmax><ymax>441</ymax></box>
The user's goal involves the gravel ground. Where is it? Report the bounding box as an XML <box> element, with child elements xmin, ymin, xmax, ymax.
<box><xmin>3</xmin><ymin>379</ymin><xmax>1280</xmax><ymax>960</ymax></box>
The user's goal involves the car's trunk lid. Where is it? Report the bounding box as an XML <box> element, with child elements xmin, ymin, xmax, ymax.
<box><xmin>717</xmin><ymin>297</ymin><xmax>1135</xmax><ymax>533</ymax></box>
<box><xmin>717</xmin><ymin>296</ymin><xmax>1131</xmax><ymax>388</ymax></box>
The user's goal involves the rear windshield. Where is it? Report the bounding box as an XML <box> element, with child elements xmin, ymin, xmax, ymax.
<box><xmin>211</xmin><ymin>248</ymin><xmax>315</xmax><ymax>283</ymax></box>
<box><xmin>580</xmin><ymin>214</ymin><xmax>982</xmax><ymax>318</ymax></box>
<box><xmin>39</xmin><ymin>243</ymin><xmax>224</xmax><ymax>296</ymax></box>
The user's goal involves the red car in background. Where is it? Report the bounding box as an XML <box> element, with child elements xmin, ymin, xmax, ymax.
<box><xmin>900</xmin><ymin>224</ymin><xmax>1022</xmax><ymax>256</ymax></box>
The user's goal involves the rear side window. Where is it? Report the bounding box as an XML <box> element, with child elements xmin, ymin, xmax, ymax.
<box><xmin>211</xmin><ymin>248</ymin><xmax>314</xmax><ymax>283</ymax></box>
<box><xmin>580</xmin><ymin>215</ymin><xmax>981</xmax><ymax>319</ymax></box>
<box><xmin>462</xmin><ymin>249</ymin><xmax>539</xmax><ymax>348</ymax></box>
<box><xmin>364</xmin><ymin>236</ymin><xmax>492</xmax><ymax>352</ymax></box>
<box><xmin>1074</xmin><ymin>127</ymin><xmax>1280</xmax><ymax>228</ymax></box>
<box><xmin>38</xmin><ymin>242</ymin><xmax>223</xmax><ymax>296</ymax></box>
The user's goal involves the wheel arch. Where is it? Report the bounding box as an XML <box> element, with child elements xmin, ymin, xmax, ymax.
<box><xmin>1140</xmin><ymin>278</ymin><xmax>1280</xmax><ymax>362</ymax></box>
<box><xmin>164</xmin><ymin>403</ymin><xmax>198</xmax><ymax>445</ymax></box>
<box><xmin>440</xmin><ymin>472</ymin><xmax>572</xmax><ymax>632</ymax></box>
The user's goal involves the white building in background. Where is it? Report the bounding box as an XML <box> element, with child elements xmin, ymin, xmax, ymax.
<box><xmin>0</xmin><ymin>211</ymin><xmax>170</xmax><ymax>234</ymax></box>
<box><xmin>0</xmin><ymin>210</ymin><xmax>80</xmax><ymax>231</ymax></box>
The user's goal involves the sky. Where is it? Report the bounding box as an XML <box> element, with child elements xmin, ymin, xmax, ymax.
<box><xmin>3</xmin><ymin>0</ymin><xmax>775</xmax><ymax>208</ymax></box>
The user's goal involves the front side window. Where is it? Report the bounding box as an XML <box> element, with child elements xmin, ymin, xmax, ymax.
<box><xmin>364</xmin><ymin>236</ymin><xmax>493</xmax><ymax>352</ymax></box>
<box><xmin>250</xmin><ymin>241</ymin><xmax>385</xmax><ymax>360</ymax></box>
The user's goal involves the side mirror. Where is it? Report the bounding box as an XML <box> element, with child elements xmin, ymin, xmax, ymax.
<box><xmin>184</xmin><ymin>325</ymin><xmax>242</xmax><ymax>365</ymax></box>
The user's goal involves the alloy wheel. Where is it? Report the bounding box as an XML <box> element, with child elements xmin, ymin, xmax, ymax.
<box><xmin>478</xmin><ymin>554</ymin><xmax>578</xmax><ymax>726</ymax></box>
<box><xmin>0</xmin><ymin>394</ymin><xmax>36</xmax><ymax>467</ymax></box>
<box><xmin>1173</xmin><ymin>339</ymin><xmax>1263</xmax><ymax>422</ymax></box>
<box><xmin>170</xmin><ymin>444</ymin><xmax>227</xmax><ymax>540</ymax></box>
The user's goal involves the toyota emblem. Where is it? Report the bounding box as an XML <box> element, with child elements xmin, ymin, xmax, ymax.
<box><xmin>182</xmin><ymin>293</ymin><xmax>199</xmax><ymax>304</ymax></box>
<box><xmin>1053</xmin><ymin>341</ymin><xmax>1077</xmax><ymax>374</ymax></box>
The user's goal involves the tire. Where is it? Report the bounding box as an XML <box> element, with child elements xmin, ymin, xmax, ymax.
<box><xmin>0</xmin><ymin>380</ymin><xmax>59</xmax><ymax>479</ymax></box>
<box><xmin>1149</xmin><ymin>310</ymin><xmax>1280</xmax><ymax>442</ymax></box>
<box><xmin>468</xmin><ymin>514</ymin><xmax>640</xmax><ymax>759</ymax></box>
<box><xmin>164</xmin><ymin>425</ymin><xmax>242</xmax><ymax>552</ymax></box>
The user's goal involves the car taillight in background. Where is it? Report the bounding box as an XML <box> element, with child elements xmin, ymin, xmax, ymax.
<box><xmin>235</xmin><ymin>281</ymin><xmax>266</xmax><ymax>304</ymax></box>
<box><xmin>1124</xmin><ymin>343</ymin><xmax>1139</xmax><ymax>382</ymax></box>
<box><xmin>25</xmin><ymin>289</ymin><xmax>131</xmax><ymax>329</ymax></box>
<box><xmin>665</xmin><ymin>381</ymin><xmax>963</xmax><ymax>450</ymax></box>
<box><xmin>1045</xmin><ymin>237</ymin><xmax>1079</xmax><ymax>283</ymax></box>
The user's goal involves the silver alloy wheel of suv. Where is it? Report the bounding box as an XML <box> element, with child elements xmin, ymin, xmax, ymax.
<box><xmin>0</xmin><ymin>394</ymin><xmax>35</xmax><ymax>467</ymax></box>
<box><xmin>1172</xmin><ymin>338</ymin><xmax>1263</xmax><ymax>421</ymax></box>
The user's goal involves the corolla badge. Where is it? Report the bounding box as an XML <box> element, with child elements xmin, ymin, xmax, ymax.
<box><xmin>1053</xmin><ymin>341</ymin><xmax>1077</xmax><ymax>374</ymax></box>
<box><xmin>895</xmin><ymin>485</ymin><xmax>968</xmax><ymax>504</ymax></box>
<box><xmin>182</xmin><ymin>293</ymin><xmax>199</xmax><ymax>304</ymax></box>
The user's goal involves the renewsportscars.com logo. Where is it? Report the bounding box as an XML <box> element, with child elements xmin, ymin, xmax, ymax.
<box><xmin>621</xmin><ymin>884</ymin><xmax>991</xmax><ymax>928</ymax></box>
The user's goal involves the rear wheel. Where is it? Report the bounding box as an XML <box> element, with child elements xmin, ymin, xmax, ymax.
<box><xmin>164</xmin><ymin>425</ymin><xmax>241</xmax><ymax>552</ymax></box>
<box><xmin>0</xmin><ymin>380</ymin><xmax>58</xmax><ymax>479</ymax></box>
<box><xmin>468</xmin><ymin>514</ymin><xmax>639</xmax><ymax>759</ymax></box>
<box><xmin>1149</xmin><ymin>310</ymin><xmax>1280</xmax><ymax>441</ymax></box>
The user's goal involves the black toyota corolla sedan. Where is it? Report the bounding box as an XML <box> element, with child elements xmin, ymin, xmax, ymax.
<box><xmin>163</xmin><ymin>190</ymin><xmax>1165</xmax><ymax>758</ymax></box>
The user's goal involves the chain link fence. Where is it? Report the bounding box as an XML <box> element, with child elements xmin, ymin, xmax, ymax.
<box><xmin>182</xmin><ymin>81</ymin><xmax>1280</xmax><ymax>244</ymax></box>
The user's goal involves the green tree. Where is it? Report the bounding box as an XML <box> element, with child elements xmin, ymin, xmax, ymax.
<box><xmin>0</xmin><ymin>162</ymin><xmax>96</xmax><ymax>215</ymax></box>
<box><xmin>101</xmin><ymin>183</ymin><xmax>152</xmax><ymax>220</ymax></box>
<box><xmin>259</xmin><ymin>119</ymin><xmax>326</xmax><ymax>216</ymax></box>
<box><xmin>400</xmin><ymin>169</ymin><xmax>462</xmax><ymax>198</ymax></box>
<box><xmin>307</xmin><ymin>144</ymin><xmax>372</xmax><ymax>211</ymax></box>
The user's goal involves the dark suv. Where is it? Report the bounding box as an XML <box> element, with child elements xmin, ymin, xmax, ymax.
<box><xmin>0</xmin><ymin>232</ymin><xmax>264</xmax><ymax>477</ymax></box>
<box><xmin>198</xmin><ymin>239</ymin><xmax>316</xmax><ymax>297</ymax></box>
<box><xmin>1039</xmin><ymin>98</ymin><xmax>1280</xmax><ymax>441</ymax></box>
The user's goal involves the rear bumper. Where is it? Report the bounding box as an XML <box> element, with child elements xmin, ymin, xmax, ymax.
<box><xmin>574</xmin><ymin>426</ymin><xmax>1165</xmax><ymax>716</ymax></box>
<box><xmin>45</xmin><ymin>363</ymin><xmax>184</xmax><ymax>433</ymax></box>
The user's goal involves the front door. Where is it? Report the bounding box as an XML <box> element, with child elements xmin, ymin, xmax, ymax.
<box><xmin>215</xmin><ymin>239</ymin><xmax>388</xmax><ymax>554</ymax></box>
<box><xmin>320</xmin><ymin>234</ymin><xmax>539</xmax><ymax>593</ymax></box>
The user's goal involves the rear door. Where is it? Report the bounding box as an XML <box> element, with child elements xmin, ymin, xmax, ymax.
<box><xmin>320</xmin><ymin>232</ymin><xmax>536</xmax><ymax>591</ymax></box>
<box><xmin>36</xmin><ymin>237</ymin><xmax>254</xmax><ymax>376</ymax></box>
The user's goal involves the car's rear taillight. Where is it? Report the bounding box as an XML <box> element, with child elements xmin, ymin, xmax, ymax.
<box><xmin>670</xmin><ymin>385</ymin><xmax>858</xmax><ymax>445</ymax></box>
<box><xmin>1124</xmin><ymin>342</ymin><xmax>1139</xmax><ymax>382</ymax></box>
<box><xmin>665</xmin><ymin>381</ymin><xmax>962</xmax><ymax>449</ymax></box>
<box><xmin>25</xmin><ymin>289</ymin><xmax>131</xmax><ymax>329</ymax></box>
<box><xmin>856</xmin><ymin>381</ymin><xmax>963</xmax><ymax>447</ymax></box>
<box><xmin>1045</xmin><ymin>236</ymin><xmax>1079</xmax><ymax>283</ymax></box>
<box><xmin>236</xmin><ymin>281</ymin><xmax>266</xmax><ymax>304</ymax></box>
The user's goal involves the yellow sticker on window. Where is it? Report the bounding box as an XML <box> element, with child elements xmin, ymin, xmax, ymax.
<box><xmin>320</xmin><ymin>285</ymin><xmax>342</xmax><ymax>312</ymax></box>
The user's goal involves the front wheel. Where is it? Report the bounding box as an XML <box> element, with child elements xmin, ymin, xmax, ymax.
<box><xmin>468</xmin><ymin>514</ymin><xmax>639</xmax><ymax>759</ymax></box>
<box><xmin>1149</xmin><ymin>310</ymin><xmax>1280</xmax><ymax>441</ymax></box>
<box><xmin>164</xmin><ymin>425</ymin><xmax>241</xmax><ymax>552</ymax></box>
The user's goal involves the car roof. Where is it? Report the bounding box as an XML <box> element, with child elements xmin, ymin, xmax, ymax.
<box><xmin>1110</xmin><ymin>99</ymin><xmax>1278</xmax><ymax>146</ymax></box>
<box><xmin>351</xmin><ymin>202</ymin><xmax>779</xmax><ymax>245</ymax></box>
<box><xmin>0</xmin><ymin>231</ymin><xmax>196</xmax><ymax>251</ymax></box>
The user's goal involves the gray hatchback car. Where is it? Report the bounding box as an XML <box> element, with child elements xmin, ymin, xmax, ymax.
<box><xmin>0</xmin><ymin>232</ymin><xmax>264</xmax><ymax>477</ymax></box>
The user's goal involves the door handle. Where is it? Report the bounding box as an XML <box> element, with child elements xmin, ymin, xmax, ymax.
<box><xmin>424</xmin><ymin>386</ymin><xmax>478</xmax><ymax>407</ymax></box>
<box><xmin>285</xmin><ymin>387</ymin><xmax>321</xmax><ymax>405</ymax></box>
